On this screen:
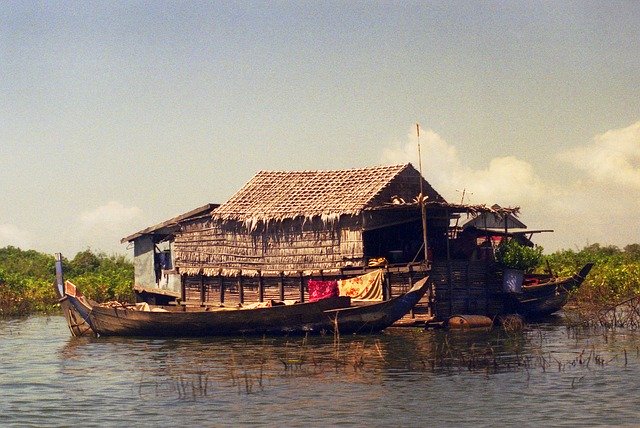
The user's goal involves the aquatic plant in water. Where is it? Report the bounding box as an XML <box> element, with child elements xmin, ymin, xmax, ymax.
<box><xmin>546</xmin><ymin>244</ymin><xmax>640</xmax><ymax>326</ymax></box>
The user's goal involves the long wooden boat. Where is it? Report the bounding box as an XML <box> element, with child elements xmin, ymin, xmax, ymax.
<box><xmin>54</xmin><ymin>258</ymin><xmax>429</xmax><ymax>337</ymax></box>
<box><xmin>504</xmin><ymin>263</ymin><xmax>594</xmax><ymax>317</ymax></box>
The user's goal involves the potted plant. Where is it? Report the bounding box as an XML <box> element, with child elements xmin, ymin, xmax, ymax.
<box><xmin>495</xmin><ymin>239</ymin><xmax>543</xmax><ymax>292</ymax></box>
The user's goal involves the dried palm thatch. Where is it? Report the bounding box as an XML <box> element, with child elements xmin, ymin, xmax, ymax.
<box><xmin>212</xmin><ymin>163</ymin><xmax>444</xmax><ymax>230</ymax></box>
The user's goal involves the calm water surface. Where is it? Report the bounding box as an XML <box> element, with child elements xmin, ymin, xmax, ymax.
<box><xmin>1</xmin><ymin>315</ymin><xmax>639</xmax><ymax>427</ymax></box>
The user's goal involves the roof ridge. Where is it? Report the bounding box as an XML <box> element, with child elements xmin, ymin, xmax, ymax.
<box><xmin>251</xmin><ymin>163</ymin><xmax>409</xmax><ymax>174</ymax></box>
<box><xmin>361</xmin><ymin>163</ymin><xmax>415</xmax><ymax>209</ymax></box>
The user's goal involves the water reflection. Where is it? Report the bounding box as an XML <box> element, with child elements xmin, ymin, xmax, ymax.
<box><xmin>54</xmin><ymin>322</ymin><xmax>640</xmax><ymax>401</ymax></box>
<box><xmin>4</xmin><ymin>316</ymin><xmax>640</xmax><ymax>426</ymax></box>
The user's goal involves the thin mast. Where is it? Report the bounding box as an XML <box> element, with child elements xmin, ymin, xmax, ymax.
<box><xmin>417</xmin><ymin>123</ymin><xmax>429</xmax><ymax>263</ymax></box>
<box><xmin>55</xmin><ymin>253</ymin><xmax>65</xmax><ymax>297</ymax></box>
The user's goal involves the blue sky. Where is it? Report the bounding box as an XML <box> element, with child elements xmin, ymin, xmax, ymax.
<box><xmin>2</xmin><ymin>1</ymin><xmax>639</xmax><ymax>256</ymax></box>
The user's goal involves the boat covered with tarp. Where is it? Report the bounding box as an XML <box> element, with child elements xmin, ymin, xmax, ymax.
<box><xmin>504</xmin><ymin>263</ymin><xmax>594</xmax><ymax>317</ymax></box>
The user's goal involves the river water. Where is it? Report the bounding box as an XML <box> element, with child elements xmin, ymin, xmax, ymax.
<box><xmin>1</xmin><ymin>315</ymin><xmax>639</xmax><ymax>427</ymax></box>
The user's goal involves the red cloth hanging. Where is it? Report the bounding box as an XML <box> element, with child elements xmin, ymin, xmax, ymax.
<box><xmin>307</xmin><ymin>279</ymin><xmax>339</xmax><ymax>302</ymax></box>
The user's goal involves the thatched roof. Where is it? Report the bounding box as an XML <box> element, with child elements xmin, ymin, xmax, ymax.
<box><xmin>212</xmin><ymin>164</ymin><xmax>444</xmax><ymax>225</ymax></box>
<box><xmin>376</xmin><ymin>200</ymin><xmax>521</xmax><ymax>217</ymax></box>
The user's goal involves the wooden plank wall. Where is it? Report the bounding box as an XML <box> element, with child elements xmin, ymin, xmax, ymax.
<box><xmin>182</xmin><ymin>261</ymin><xmax>506</xmax><ymax>321</ymax></box>
<box><xmin>430</xmin><ymin>260</ymin><xmax>504</xmax><ymax>320</ymax></box>
<box><xmin>181</xmin><ymin>267</ymin><xmax>428</xmax><ymax>308</ymax></box>
<box><xmin>184</xmin><ymin>274</ymin><xmax>309</xmax><ymax>307</ymax></box>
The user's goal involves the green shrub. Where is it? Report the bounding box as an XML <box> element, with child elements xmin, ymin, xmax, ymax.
<box><xmin>0</xmin><ymin>246</ymin><xmax>134</xmax><ymax>317</ymax></box>
<box><xmin>495</xmin><ymin>239</ymin><xmax>543</xmax><ymax>273</ymax></box>
<box><xmin>545</xmin><ymin>244</ymin><xmax>640</xmax><ymax>307</ymax></box>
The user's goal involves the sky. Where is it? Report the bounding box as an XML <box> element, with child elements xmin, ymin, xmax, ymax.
<box><xmin>1</xmin><ymin>1</ymin><xmax>639</xmax><ymax>258</ymax></box>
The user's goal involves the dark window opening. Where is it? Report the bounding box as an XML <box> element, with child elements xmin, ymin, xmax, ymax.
<box><xmin>363</xmin><ymin>219</ymin><xmax>451</xmax><ymax>264</ymax></box>
<box><xmin>363</xmin><ymin>220</ymin><xmax>424</xmax><ymax>264</ymax></box>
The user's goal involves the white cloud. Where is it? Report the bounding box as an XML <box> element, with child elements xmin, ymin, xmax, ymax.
<box><xmin>0</xmin><ymin>224</ymin><xmax>32</xmax><ymax>249</ymax></box>
<box><xmin>543</xmin><ymin>121</ymin><xmax>640</xmax><ymax>250</ymax></box>
<box><xmin>381</xmin><ymin>127</ymin><xmax>547</xmax><ymax>206</ymax></box>
<box><xmin>68</xmin><ymin>201</ymin><xmax>145</xmax><ymax>255</ymax></box>
<box><xmin>559</xmin><ymin>121</ymin><xmax>640</xmax><ymax>189</ymax></box>
<box><xmin>380</xmin><ymin>123</ymin><xmax>640</xmax><ymax>252</ymax></box>
<box><xmin>78</xmin><ymin>201</ymin><xmax>143</xmax><ymax>232</ymax></box>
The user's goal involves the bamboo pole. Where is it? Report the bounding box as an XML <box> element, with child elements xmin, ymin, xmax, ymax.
<box><xmin>417</xmin><ymin>123</ymin><xmax>429</xmax><ymax>264</ymax></box>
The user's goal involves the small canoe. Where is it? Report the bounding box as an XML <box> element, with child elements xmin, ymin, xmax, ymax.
<box><xmin>505</xmin><ymin>263</ymin><xmax>594</xmax><ymax>317</ymax></box>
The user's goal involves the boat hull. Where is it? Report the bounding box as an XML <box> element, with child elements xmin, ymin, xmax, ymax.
<box><xmin>60</xmin><ymin>277</ymin><xmax>429</xmax><ymax>337</ymax></box>
<box><xmin>89</xmin><ymin>297</ymin><xmax>351</xmax><ymax>337</ymax></box>
<box><xmin>505</xmin><ymin>263</ymin><xmax>594</xmax><ymax>317</ymax></box>
<box><xmin>59</xmin><ymin>295</ymin><xmax>95</xmax><ymax>337</ymax></box>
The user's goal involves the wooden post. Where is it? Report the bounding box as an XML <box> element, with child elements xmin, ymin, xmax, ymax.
<box><xmin>465</xmin><ymin>262</ymin><xmax>471</xmax><ymax>313</ymax></box>
<box><xmin>446</xmin><ymin>208</ymin><xmax>453</xmax><ymax>317</ymax></box>
<box><xmin>219</xmin><ymin>274</ymin><xmax>224</xmax><ymax>304</ymax></box>
<box><xmin>54</xmin><ymin>253</ymin><xmax>65</xmax><ymax>297</ymax></box>
<box><xmin>298</xmin><ymin>271</ymin><xmax>305</xmax><ymax>303</ymax></box>
<box><xmin>279</xmin><ymin>272</ymin><xmax>285</xmax><ymax>301</ymax></box>
<box><xmin>408</xmin><ymin>266</ymin><xmax>415</xmax><ymax>318</ymax></box>
<box><xmin>180</xmin><ymin>275</ymin><xmax>186</xmax><ymax>303</ymax></box>
<box><xmin>484</xmin><ymin>215</ymin><xmax>490</xmax><ymax>315</ymax></box>
<box><xmin>258</xmin><ymin>271</ymin><xmax>264</xmax><ymax>302</ymax></box>
<box><xmin>504</xmin><ymin>212</ymin><xmax>508</xmax><ymax>236</ymax></box>
<box><xmin>385</xmin><ymin>267</ymin><xmax>391</xmax><ymax>300</ymax></box>
<box><xmin>428</xmin><ymin>277</ymin><xmax>435</xmax><ymax>319</ymax></box>
<box><xmin>238</xmin><ymin>274</ymin><xmax>244</xmax><ymax>304</ymax></box>
<box><xmin>417</xmin><ymin>124</ymin><xmax>429</xmax><ymax>265</ymax></box>
<box><xmin>199</xmin><ymin>275</ymin><xmax>205</xmax><ymax>306</ymax></box>
<box><xmin>448</xmin><ymin>262</ymin><xmax>453</xmax><ymax>318</ymax></box>
<box><xmin>446</xmin><ymin>209</ymin><xmax>452</xmax><ymax>263</ymax></box>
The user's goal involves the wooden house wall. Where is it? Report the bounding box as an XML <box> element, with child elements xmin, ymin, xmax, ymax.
<box><xmin>181</xmin><ymin>265</ymin><xmax>428</xmax><ymax>307</ymax></box>
<box><xmin>183</xmin><ymin>274</ymin><xmax>302</xmax><ymax>306</ymax></box>
<box><xmin>175</xmin><ymin>217</ymin><xmax>507</xmax><ymax>319</ymax></box>
<box><xmin>179</xmin><ymin>252</ymin><xmax>507</xmax><ymax>322</ymax></box>
<box><xmin>174</xmin><ymin>216</ymin><xmax>366</xmax><ymax>276</ymax></box>
<box><xmin>430</xmin><ymin>260</ymin><xmax>505</xmax><ymax>320</ymax></box>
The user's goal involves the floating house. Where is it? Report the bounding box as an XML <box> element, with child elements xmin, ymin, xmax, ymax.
<box><xmin>121</xmin><ymin>203</ymin><xmax>218</xmax><ymax>304</ymax></box>
<box><xmin>123</xmin><ymin>163</ymin><xmax>524</xmax><ymax>320</ymax></box>
<box><xmin>176</xmin><ymin>164</ymin><xmax>445</xmax><ymax>274</ymax></box>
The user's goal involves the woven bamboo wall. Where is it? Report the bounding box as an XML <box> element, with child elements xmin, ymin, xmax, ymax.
<box><xmin>174</xmin><ymin>216</ymin><xmax>365</xmax><ymax>276</ymax></box>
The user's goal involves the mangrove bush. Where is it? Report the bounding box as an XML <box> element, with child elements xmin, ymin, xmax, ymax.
<box><xmin>0</xmin><ymin>246</ymin><xmax>134</xmax><ymax>317</ymax></box>
<box><xmin>545</xmin><ymin>243</ymin><xmax>640</xmax><ymax>307</ymax></box>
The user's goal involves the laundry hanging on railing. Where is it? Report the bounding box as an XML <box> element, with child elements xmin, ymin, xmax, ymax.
<box><xmin>307</xmin><ymin>280</ymin><xmax>339</xmax><ymax>302</ymax></box>
<box><xmin>338</xmin><ymin>270</ymin><xmax>384</xmax><ymax>301</ymax></box>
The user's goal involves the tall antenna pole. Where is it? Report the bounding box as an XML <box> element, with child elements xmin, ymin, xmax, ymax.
<box><xmin>417</xmin><ymin>123</ymin><xmax>429</xmax><ymax>264</ymax></box>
